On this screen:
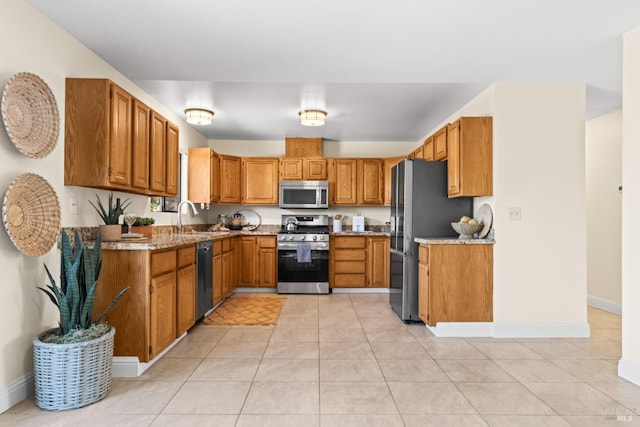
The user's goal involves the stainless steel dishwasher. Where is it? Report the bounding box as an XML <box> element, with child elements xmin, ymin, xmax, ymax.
<box><xmin>196</xmin><ymin>240</ymin><xmax>213</xmax><ymax>319</ymax></box>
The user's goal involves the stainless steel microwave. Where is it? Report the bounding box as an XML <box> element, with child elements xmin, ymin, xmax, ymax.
<box><xmin>279</xmin><ymin>180</ymin><xmax>329</xmax><ymax>209</ymax></box>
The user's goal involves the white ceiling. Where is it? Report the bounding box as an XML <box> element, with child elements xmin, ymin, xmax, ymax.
<box><xmin>27</xmin><ymin>0</ymin><xmax>640</xmax><ymax>142</ymax></box>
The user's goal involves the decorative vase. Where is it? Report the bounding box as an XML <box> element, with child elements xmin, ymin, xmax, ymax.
<box><xmin>32</xmin><ymin>327</ymin><xmax>115</xmax><ymax>410</ymax></box>
<box><xmin>99</xmin><ymin>224</ymin><xmax>121</xmax><ymax>241</ymax></box>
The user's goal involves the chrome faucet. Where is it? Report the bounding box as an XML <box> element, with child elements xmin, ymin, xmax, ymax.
<box><xmin>177</xmin><ymin>200</ymin><xmax>198</xmax><ymax>233</ymax></box>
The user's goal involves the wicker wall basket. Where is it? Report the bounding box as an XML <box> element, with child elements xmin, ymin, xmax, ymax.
<box><xmin>33</xmin><ymin>327</ymin><xmax>115</xmax><ymax>411</ymax></box>
<box><xmin>1</xmin><ymin>72</ymin><xmax>59</xmax><ymax>159</ymax></box>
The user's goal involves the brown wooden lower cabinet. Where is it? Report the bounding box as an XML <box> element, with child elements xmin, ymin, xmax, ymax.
<box><xmin>96</xmin><ymin>244</ymin><xmax>196</xmax><ymax>362</ymax></box>
<box><xmin>418</xmin><ymin>243</ymin><xmax>493</xmax><ymax>326</ymax></box>
<box><xmin>239</xmin><ymin>236</ymin><xmax>277</xmax><ymax>287</ymax></box>
<box><xmin>330</xmin><ymin>235</ymin><xmax>390</xmax><ymax>288</ymax></box>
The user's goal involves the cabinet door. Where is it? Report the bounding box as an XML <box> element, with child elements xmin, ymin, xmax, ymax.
<box><xmin>150</xmin><ymin>271</ymin><xmax>176</xmax><ymax>359</ymax></box>
<box><xmin>176</xmin><ymin>264</ymin><xmax>196</xmax><ymax>336</ymax></box>
<box><xmin>358</xmin><ymin>159</ymin><xmax>383</xmax><ymax>204</ymax></box>
<box><xmin>222</xmin><ymin>251</ymin><xmax>232</xmax><ymax>298</ymax></box>
<box><xmin>368</xmin><ymin>237</ymin><xmax>389</xmax><ymax>288</ymax></box>
<box><xmin>423</xmin><ymin>137</ymin><xmax>434</xmax><ymax>161</ymax></box>
<box><xmin>165</xmin><ymin>122</ymin><xmax>179</xmax><ymax>196</ymax></box>
<box><xmin>109</xmin><ymin>84</ymin><xmax>133</xmax><ymax>187</ymax></box>
<box><xmin>242</xmin><ymin>158</ymin><xmax>279</xmax><ymax>204</ymax></box>
<box><xmin>238</xmin><ymin>236</ymin><xmax>256</xmax><ymax>286</ymax></box>
<box><xmin>383</xmin><ymin>156</ymin><xmax>404</xmax><ymax>206</ymax></box>
<box><xmin>188</xmin><ymin>148</ymin><xmax>212</xmax><ymax>203</ymax></box>
<box><xmin>418</xmin><ymin>245</ymin><xmax>430</xmax><ymax>324</ymax></box>
<box><xmin>219</xmin><ymin>155</ymin><xmax>242</xmax><ymax>203</ymax></box>
<box><xmin>258</xmin><ymin>237</ymin><xmax>277</xmax><ymax>287</ymax></box>
<box><xmin>131</xmin><ymin>99</ymin><xmax>150</xmax><ymax>190</ymax></box>
<box><xmin>280</xmin><ymin>158</ymin><xmax>304</xmax><ymax>180</ymax></box>
<box><xmin>305</xmin><ymin>158</ymin><xmax>327</xmax><ymax>180</ymax></box>
<box><xmin>434</xmin><ymin>126</ymin><xmax>448</xmax><ymax>161</ymax></box>
<box><xmin>210</xmin><ymin>151</ymin><xmax>220</xmax><ymax>202</ymax></box>
<box><xmin>213</xmin><ymin>253</ymin><xmax>222</xmax><ymax>306</ymax></box>
<box><xmin>413</xmin><ymin>145</ymin><xmax>424</xmax><ymax>159</ymax></box>
<box><xmin>149</xmin><ymin>111</ymin><xmax>167</xmax><ymax>194</ymax></box>
<box><xmin>330</xmin><ymin>159</ymin><xmax>358</xmax><ymax>205</ymax></box>
<box><xmin>418</xmin><ymin>261</ymin><xmax>429</xmax><ymax>324</ymax></box>
<box><xmin>447</xmin><ymin>121</ymin><xmax>462</xmax><ymax>196</ymax></box>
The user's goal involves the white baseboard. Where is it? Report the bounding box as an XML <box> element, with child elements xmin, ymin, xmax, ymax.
<box><xmin>332</xmin><ymin>288</ymin><xmax>390</xmax><ymax>294</ymax></box>
<box><xmin>427</xmin><ymin>322</ymin><xmax>493</xmax><ymax>337</ymax></box>
<box><xmin>234</xmin><ymin>287</ymin><xmax>277</xmax><ymax>293</ymax></box>
<box><xmin>619</xmin><ymin>359</ymin><xmax>640</xmax><ymax>386</ymax></box>
<box><xmin>0</xmin><ymin>374</ymin><xmax>33</xmax><ymax>414</ymax></box>
<box><xmin>112</xmin><ymin>331</ymin><xmax>187</xmax><ymax>378</ymax></box>
<box><xmin>493</xmin><ymin>322</ymin><xmax>591</xmax><ymax>338</ymax></box>
<box><xmin>587</xmin><ymin>295</ymin><xmax>622</xmax><ymax>315</ymax></box>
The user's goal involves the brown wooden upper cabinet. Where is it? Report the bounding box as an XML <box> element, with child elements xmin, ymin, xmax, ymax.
<box><xmin>383</xmin><ymin>156</ymin><xmax>404</xmax><ymax>206</ymax></box>
<box><xmin>447</xmin><ymin>117</ymin><xmax>493</xmax><ymax>198</ymax></box>
<box><xmin>218</xmin><ymin>154</ymin><xmax>242</xmax><ymax>204</ymax></box>
<box><xmin>285</xmin><ymin>137</ymin><xmax>323</xmax><ymax>157</ymax></box>
<box><xmin>423</xmin><ymin>136</ymin><xmax>435</xmax><ymax>161</ymax></box>
<box><xmin>329</xmin><ymin>158</ymin><xmax>384</xmax><ymax>205</ymax></box>
<box><xmin>187</xmin><ymin>148</ymin><xmax>219</xmax><ymax>204</ymax></box>
<box><xmin>279</xmin><ymin>158</ymin><xmax>327</xmax><ymax>180</ymax></box>
<box><xmin>433</xmin><ymin>125</ymin><xmax>448</xmax><ymax>161</ymax></box>
<box><xmin>242</xmin><ymin>158</ymin><xmax>279</xmax><ymax>205</ymax></box>
<box><xmin>64</xmin><ymin>78</ymin><xmax>179</xmax><ymax>196</ymax></box>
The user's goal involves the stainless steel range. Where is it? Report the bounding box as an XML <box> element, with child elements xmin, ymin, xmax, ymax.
<box><xmin>277</xmin><ymin>214</ymin><xmax>330</xmax><ymax>294</ymax></box>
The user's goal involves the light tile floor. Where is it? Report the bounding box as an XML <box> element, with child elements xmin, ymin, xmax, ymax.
<box><xmin>3</xmin><ymin>294</ymin><xmax>640</xmax><ymax>426</ymax></box>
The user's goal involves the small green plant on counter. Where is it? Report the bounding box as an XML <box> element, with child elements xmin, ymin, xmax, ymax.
<box><xmin>89</xmin><ymin>192</ymin><xmax>131</xmax><ymax>225</ymax></box>
<box><xmin>133</xmin><ymin>217</ymin><xmax>155</xmax><ymax>226</ymax></box>
<box><xmin>38</xmin><ymin>231</ymin><xmax>129</xmax><ymax>343</ymax></box>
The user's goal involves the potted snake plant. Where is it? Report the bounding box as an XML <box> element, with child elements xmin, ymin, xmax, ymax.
<box><xmin>33</xmin><ymin>231</ymin><xmax>128</xmax><ymax>410</ymax></box>
<box><xmin>89</xmin><ymin>192</ymin><xmax>131</xmax><ymax>241</ymax></box>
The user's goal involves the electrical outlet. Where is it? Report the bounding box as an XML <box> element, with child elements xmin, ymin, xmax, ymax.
<box><xmin>69</xmin><ymin>198</ymin><xmax>78</xmax><ymax>214</ymax></box>
<box><xmin>508</xmin><ymin>207</ymin><xmax>522</xmax><ymax>221</ymax></box>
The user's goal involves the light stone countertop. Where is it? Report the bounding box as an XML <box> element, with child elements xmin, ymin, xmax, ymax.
<box><xmin>414</xmin><ymin>237</ymin><xmax>495</xmax><ymax>245</ymax></box>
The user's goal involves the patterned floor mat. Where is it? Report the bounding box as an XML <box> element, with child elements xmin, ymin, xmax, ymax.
<box><xmin>201</xmin><ymin>293</ymin><xmax>286</xmax><ymax>326</ymax></box>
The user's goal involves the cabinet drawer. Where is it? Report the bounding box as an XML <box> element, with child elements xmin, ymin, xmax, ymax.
<box><xmin>419</xmin><ymin>245</ymin><xmax>429</xmax><ymax>264</ymax></box>
<box><xmin>259</xmin><ymin>237</ymin><xmax>276</xmax><ymax>248</ymax></box>
<box><xmin>335</xmin><ymin>261</ymin><xmax>366</xmax><ymax>274</ymax></box>
<box><xmin>334</xmin><ymin>237</ymin><xmax>366</xmax><ymax>249</ymax></box>
<box><xmin>213</xmin><ymin>240</ymin><xmax>222</xmax><ymax>256</ymax></box>
<box><xmin>177</xmin><ymin>245</ymin><xmax>196</xmax><ymax>267</ymax></box>
<box><xmin>334</xmin><ymin>249</ymin><xmax>366</xmax><ymax>262</ymax></box>
<box><xmin>151</xmin><ymin>249</ymin><xmax>176</xmax><ymax>276</ymax></box>
<box><xmin>333</xmin><ymin>274</ymin><xmax>366</xmax><ymax>287</ymax></box>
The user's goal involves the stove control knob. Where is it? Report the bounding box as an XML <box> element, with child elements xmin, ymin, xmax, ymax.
<box><xmin>301</xmin><ymin>236</ymin><xmax>306</xmax><ymax>241</ymax></box>
<box><xmin>319</xmin><ymin>235</ymin><xmax>325</xmax><ymax>240</ymax></box>
<box><xmin>288</xmin><ymin>236</ymin><xmax>294</xmax><ymax>241</ymax></box>
<box><xmin>313</xmin><ymin>235</ymin><xmax>318</xmax><ymax>241</ymax></box>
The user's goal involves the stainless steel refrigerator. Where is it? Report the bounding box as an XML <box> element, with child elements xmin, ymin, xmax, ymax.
<box><xmin>389</xmin><ymin>159</ymin><xmax>473</xmax><ymax>321</ymax></box>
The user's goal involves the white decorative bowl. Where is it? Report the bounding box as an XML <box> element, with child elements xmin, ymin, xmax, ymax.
<box><xmin>451</xmin><ymin>222</ymin><xmax>483</xmax><ymax>239</ymax></box>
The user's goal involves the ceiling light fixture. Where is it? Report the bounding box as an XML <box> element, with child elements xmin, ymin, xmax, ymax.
<box><xmin>299</xmin><ymin>109</ymin><xmax>327</xmax><ymax>126</ymax></box>
<box><xmin>184</xmin><ymin>108</ymin><xmax>214</xmax><ymax>125</ymax></box>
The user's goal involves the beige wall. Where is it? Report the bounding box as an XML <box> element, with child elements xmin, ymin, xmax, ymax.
<box><xmin>0</xmin><ymin>0</ymin><xmax>208</xmax><ymax>409</ymax></box>
<box><xmin>427</xmin><ymin>83</ymin><xmax>588</xmax><ymax>333</ymax></box>
<box><xmin>586</xmin><ymin>110</ymin><xmax>622</xmax><ymax>312</ymax></box>
<box><xmin>620</xmin><ymin>25</ymin><xmax>640</xmax><ymax>385</ymax></box>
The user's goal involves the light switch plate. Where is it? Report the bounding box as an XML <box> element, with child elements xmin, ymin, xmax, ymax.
<box><xmin>70</xmin><ymin>198</ymin><xmax>78</xmax><ymax>214</ymax></box>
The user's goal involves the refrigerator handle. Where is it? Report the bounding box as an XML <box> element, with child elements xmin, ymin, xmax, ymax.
<box><xmin>390</xmin><ymin>216</ymin><xmax>396</xmax><ymax>234</ymax></box>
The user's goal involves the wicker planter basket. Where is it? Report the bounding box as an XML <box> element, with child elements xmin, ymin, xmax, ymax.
<box><xmin>33</xmin><ymin>327</ymin><xmax>115</xmax><ymax>411</ymax></box>
<box><xmin>99</xmin><ymin>224</ymin><xmax>121</xmax><ymax>242</ymax></box>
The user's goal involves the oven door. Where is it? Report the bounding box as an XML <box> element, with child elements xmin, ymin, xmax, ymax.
<box><xmin>277</xmin><ymin>245</ymin><xmax>329</xmax><ymax>294</ymax></box>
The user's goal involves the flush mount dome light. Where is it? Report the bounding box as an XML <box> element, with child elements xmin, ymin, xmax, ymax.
<box><xmin>299</xmin><ymin>109</ymin><xmax>327</xmax><ymax>126</ymax></box>
<box><xmin>184</xmin><ymin>108</ymin><xmax>214</xmax><ymax>125</ymax></box>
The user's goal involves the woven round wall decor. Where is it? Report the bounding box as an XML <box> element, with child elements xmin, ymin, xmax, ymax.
<box><xmin>2</xmin><ymin>173</ymin><xmax>61</xmax><ymax>257</ymax></box>
<box><xmin>1</xmin><ymin>72</ymin><xmax>59</xmax><ymax>159</ymax></box>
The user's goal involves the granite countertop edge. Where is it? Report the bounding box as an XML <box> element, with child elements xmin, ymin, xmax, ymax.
<box><xmin>414</xmin><ymin>237</ymin><xmax>495</xmax><ymax>245</ymax></box>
